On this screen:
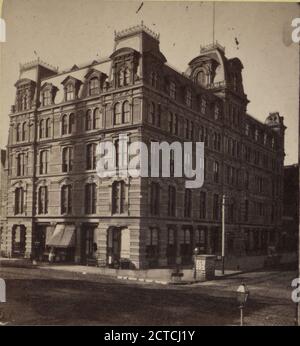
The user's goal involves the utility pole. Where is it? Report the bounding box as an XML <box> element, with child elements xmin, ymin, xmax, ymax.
<box><xmin>222</xmin><ymin>194</ymin><xmax>225</xmax><ymax>275</ymax></box>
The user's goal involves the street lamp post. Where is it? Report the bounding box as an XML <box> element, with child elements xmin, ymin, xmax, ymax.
<box><xmin>236</xmin><ymin>283</ymin><xmax>250</xmax><ymax>326</ymax></box>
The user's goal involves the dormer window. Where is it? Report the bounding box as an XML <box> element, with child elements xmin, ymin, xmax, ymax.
<box><xmin>118</xmin><ymin>67</ymin><xmax>131</xmax><ymax>88</ymax></box>
<box><xmin>66</xmin><ymin>83</ymin><xmax>74</xmax><ymax>101</ymax></box>
<box><xmin>170</xmin><ymin>81</ymin><xmax>176</xmax><ymax>100</ymax></box>
<box><xmin>124</xmin><ymin>68</ymin><xmax>130</xmax><ymax>86</ymax></box>
<box><xmin>42</xmin><ymin>90</ymin><xmax>51</xmax><ymax>106</ymax></box>
<box><xmin>89</xmin><ymin>77</ymin><xmax>100</xmax><ymax>96</ymax></box>
<box><xmin>196</xmin><ymin>70</ymin><xmax>206</xmax><ymax>86</ymax></box>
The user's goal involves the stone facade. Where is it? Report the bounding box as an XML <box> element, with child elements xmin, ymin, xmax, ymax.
<box><xmin>282</xmin><ymin>164</ymin><xmax>298</xmax><ymax>252</ymax></box>
<box><xmin>0</xmin><ymin>149</ymin><xmax>8</xmax><ymax>255</ymax></box>
<box><xmin>3</xmin><ymin>24</ymin><xmax>285</xmax><ymax>269</ymax></box>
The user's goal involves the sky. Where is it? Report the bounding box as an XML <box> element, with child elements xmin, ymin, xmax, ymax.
<box><xmin>0</xmin><ymin>0</ymin><xmax>299</xmax><ymax>164</ymax></box>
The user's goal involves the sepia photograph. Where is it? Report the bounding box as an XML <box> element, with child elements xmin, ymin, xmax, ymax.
<box><xmin>0</xmin><ymin>0</ymin><xmax>299</xmax><ymax>331</ymax></box>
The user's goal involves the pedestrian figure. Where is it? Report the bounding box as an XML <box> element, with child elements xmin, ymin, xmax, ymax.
<box><xmin>48</xmin><ymin>247</ymin><xmax>55</xmax><ymax>263</ymax></box>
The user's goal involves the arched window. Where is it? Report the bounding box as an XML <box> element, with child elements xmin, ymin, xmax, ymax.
<box><xmin>15</xmin><ymin>187</ymin><xmax>24</xmax><ymax>214</ymax></box>
<box><xmin>114</xmin><ymin>102</ymin><xmax>121</xmax><ymax>125</ymax></box>
<box><xmin>40</xmin><ymin>150</ymin><xmax>49</xmax><ymax>175</ymax></box>
<box><xmin>66</xmin><ymin>83</ymin><xmax>74</xmax><ymax>101</ymax></box>
<box><xmin>61</xmin><ymin>185</ymin><xmax>72</xmax><ymax>214</ymax></box>
<box><xmin>124</xmin><ymin>68</ymin><xmax>130</xmax><ymax>86</ymax></box>
<box><xmin>62</xmin><ymin>114</ymin><xmax>68</xmax><ymax>135</ymax></box>
<box><xmin>38</xmin><ymin>186</ymin><xmax>48</xmax><ymax>214</ymax></box>
<box><xmin>46</xmin><ymin>118</ymin><xmax>51</xmax><ymax>138</ymax></box>
<box><xmin>89</xmin><ymin>77</ymin><xmax>100</xmax><ymax>96</ymax></box>
<box><xmin>16</xmin><ymin>124</ymin><xmax>21</xmax><ymax>142</ymax></box>
<box><xmin>86</xmin><ymin>109</ymin><xmax>93</xmax><ymax>131</ymax></box>
<box><xmin>86</xmin><ymin>143</ymin><xmax>97</xmax><ymax>170</ymax></box>
<box><xmin>69</xmin><ymin>113</ymin><xmax>75</xmax><ymax>134</ymax></box>
<box><xmin>94</xmin><ymin>108</ymin><xmax>101</xmax><ymax>129</ymax></box>
<box><xmin>39</xmin><ymin>119</ymin><xmax>45</xmax><ymax>139</ymax></box>
<box><xmin>22</xmin><ymin>122</ymin><xmax>27</xmax><ymax>141</ymax></box>
<box><xmin>122</xmin><ymin>101</ymin><xmax>130</xmax><ymax>123</ymax></box>
<box><xmin>112</xmin><ymin>181</ymin><xmax>125</xmax><ymax>214</ymax></box>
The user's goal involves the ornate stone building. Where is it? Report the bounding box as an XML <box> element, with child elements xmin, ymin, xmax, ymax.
<box><xmin>3</xmin><ymin>24</ymin><xmax>285</xmax><ymax>269</ymax></box>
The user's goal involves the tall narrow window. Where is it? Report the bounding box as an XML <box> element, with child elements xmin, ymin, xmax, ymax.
<box><xmin>114</xmin><ymin>102</ymin><xmax>121</xmax><ymax>125</ymax></box>
<box><xmin>66</xmin><ymin>83</ymin><xmax>75</xmax><ymax>101</ymax></box>
<box><xmin>149</xmin><ymin>102</ymin><xmax>155</xmax><ymax>125</ymax></box>
<box><xmin>40</xmin><ymin>119</ymin><xmax>45</xmax><ymax>139</ymax></box>
<box><xmin>62</xmin><ymin>114</ymin><xmax>68</xmax><ymax>135</ymax></box>
<box><xmin>89</xmin><ymin>77</ymin><xmax>100</xmax><ymax>96</ymax></box>
<box><xmin>150</xmin><ymin>182</ymin><xmax>160</xmax><ymax>215</ymax></box>
<box><xmin>46</xmin><ymin>118</ymin><xmax>51</xmax><ymax>138</ymax></box>
<box><xmin>62</xmin><ymin>147</ymin><xmax>73</xmax><ymax>172</ymax></box>
<box><xmin>168</xmin><ymin>185</ymin><xmax>176</xmax><ymax>217</ymax></box>
<box><xmin>213</xmin><ymin>194</ymin><xmax>219</xmax><ymax>220</ymax></box>
<box><xmin>85</xmin><ymin>183</ymin><xmax>97</xmax><ymax>214</ymax></box>
<box><xmin>42</xmin><ymin>90</ymin><xmax>51</xmax><ymax>106</ymax></box>
<box><xmin>15</xmin><ymin>187</ymin><xmax>24</xmax><ymax>214</ymax></box>
<box><xmin>200</xmin><ymin>97</ymin><xmax>207</xmax><ymax>114</ymax></box>
<box><xmin>38</xmin><ymin>186</ymin><xmax>48</xmax><ymax>214</ymax></box>
<box><xmin>244</xmin><ymin>199</ymin><xmax>249</xmax><ymax>222</ymax></box>
<box><xmin>168</xmin><ymin>112</ymin><xmax>173</xmax><ymax>133</ymax></box>
<box><xmin>16</xmin><ymin>124</ymin><xmax>21</xmax><ymax>142</ymax></box>
<box><xmin>118</xmin><ymin>69</ymin><xmax>124</xmax><ymax>87</ymax></box>
<box><xmin>213</xmin><ymin>161</ymin><xmax>219</xmax><ymax>183</ymax></box>
<box><xmin>61</xmin><ymin>185</ymin><xmax>72</xmax><ymax>214</ymax></box>
<box><xmin>122</xmin><ymin>101</ymin><xmax>130</xmax><ymax>123</ymax></box>
<box><xmin>185</xmin><ymin>89</ymin><xmax>192</xmax><ymax>107</ymax></box>
<box><xmin>86</xmin><ymin>109</ymin><xmax>93</xmax><ymax>131</ymax></box>
<box><xmin>22</xmin><ymin>122</ymin><xmax>27</xmax><ymax>141</ymax></box>
<box><xmin>124</xmin><ymin>68</ymin><xmax>130</xmax><ymax>86</ymax></box>
<box><xmin>16</xmin><ymin>153</ymin><xmax>26</xmax><ymax>177</ymax></box>
<box><xmin>184</xmin><ymin>189</ymin><xmax>192</xmax><ymax>218</ymax></box>
<box><xmin>214</xmin><ymin>104</ymin><xmax>220</xmax><ymax>120</ymax></box>
<box><xmin>199</xmin><ymin>191</ymin><xmax>206</xmax><ymax>219</ymax></box>
<box><xmin>69</xmin><ymin>113</ymin><xmax>75</xmax><ymax>134</ymax></box>
<box><xmin>40</xmin><ymin>150</ymin><xmax>48</xmax><ymax>175</ymax></box>
<box><xmin>169</xmin><ymin>82</ymin><xmax>176</xmax><ymax>99</ymax></box>
<box><xmin>86</xmin><ymin>143</ymin><xmax>97</xmax><ymax>170</ymax></box>
<box><xmin>94</xmin><ymin>108</ymin><xmax>101</xmax><ymax>129</ymax></box>
<box><xmin>112</xmin><ymin>181</ymin><xmax>125</xmax><ymax>214</ymax></box>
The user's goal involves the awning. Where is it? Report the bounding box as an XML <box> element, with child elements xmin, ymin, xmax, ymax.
<box><xmin>46</xmin><ymin>224</ymin><xmax>75</xmax><ymax>248</ymax></box>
